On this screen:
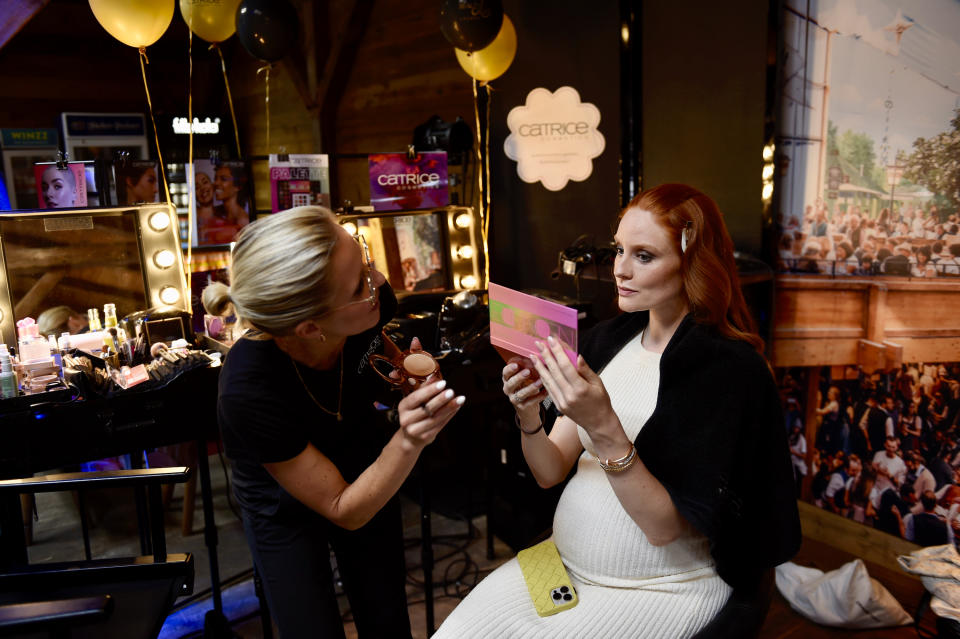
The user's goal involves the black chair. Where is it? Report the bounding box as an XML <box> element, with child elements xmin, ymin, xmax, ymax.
<box><xmin>0</xmin><ymin>596</ymin><xmax>113</xmax><ymax>638</ymax></box>
<box><xmin>690</xmin><ymin>569</ymin><xmax>774</xmax><ymax>639</ymax></box>
<box><xmin>0</xmin><ymin>467</ymin><xmax>194</xmax><ymax>639</ymax></box>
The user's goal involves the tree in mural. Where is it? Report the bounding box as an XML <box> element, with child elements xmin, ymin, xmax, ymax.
<box><xmin>903</xmin><ymin>108</ymin><xmax>960</xmax><ymax>215</ymax></box>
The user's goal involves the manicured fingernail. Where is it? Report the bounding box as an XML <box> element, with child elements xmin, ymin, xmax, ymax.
<box><xmin>408</xmin><ymin>378</ymin><xmax>417</xmax><ymax>385</ymax></box>
<box><xmin>547</xmin><ymin>336</ymin><xmax>555</xmax><ymax>344</ymax></box>
<box><xmin>455</xmin><ymin>396</ymin><xmax>466</xmax><ymax>405</ymax></box>
<box><xmin>534</xmin><ymin>341</ymin><xmax>544</xmax><ymax>350</ymax></box>
<box><xmin>444</xmin><ymin>389</ymin><xmax>454</xmax><ymax>399</ymax></box>
<box><xmin>507</xmin><ymin>363</ymin><xmax>517</xmax><ymax>371</ymax></box>
<box><xmin>520</xmin><ymin>369</ymin><xmax>530</xmax><ymax>377</ymax></box>
<box><xmin>436</xmin><ymin>380</ymin><xmax>447</xmax><ymax>390</ymax></box>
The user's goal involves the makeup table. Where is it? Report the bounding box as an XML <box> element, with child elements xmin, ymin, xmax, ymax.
<box><xmin>0</xmin><ymin>362</ymin><xmax>231</xmax><ymax>632</ymax></box>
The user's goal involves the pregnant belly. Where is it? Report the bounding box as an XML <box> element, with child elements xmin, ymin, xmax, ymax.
<box><xmin>552</xmin><ymin>455</ymin><xmax>714</xmax><ymax>583</ymax></box>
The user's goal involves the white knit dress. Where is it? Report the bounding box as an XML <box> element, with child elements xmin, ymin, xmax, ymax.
<box><xmin>433</xmin><ymin>332</ymin><xmax>732</xmax><ymax>638</ymax></box>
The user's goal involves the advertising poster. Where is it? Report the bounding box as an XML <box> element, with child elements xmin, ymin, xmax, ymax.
<box><xmin>393</xmin><ymin>214</ymin><xmax>446</xmax><ymax>292</ymax></box>
<box><xmin>269</xmin><ymin>154</ymin><xmax>331</xmax><ymax>212</ymax></box>
<box><xmin>503</xmin><ymin>86</ymin><xmax>605</xmax><ymax>192</ymax></box>
<box><xmin>774</xmin><ymin>0</ymin><xmax>960</xmax><ymax>551</ymax></box>
<box><xmin>34</xmin><ymin>162</ymin><xmax>88</xmax><ymax>209</ymax></box>
<box><xmin>777</xmin><ymin>0</ymin><xmax>960</xmax><ymax>277</ymax></box>
<box><xmin>188</xmin><ymin>159</ymin><xmax>252</xmax><ymax>246</ymax></box>
<box><xmin>114</xmin><ymin>160</ymin><xmax>159</xmax><ymax>206</ymax></box>
<box><xmin>368</xmin><ymin>152</ymin><xmax>448</xmax><ymax>211</ymax></box>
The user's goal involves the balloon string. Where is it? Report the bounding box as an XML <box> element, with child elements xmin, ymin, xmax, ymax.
<box><xmin>139</xmin><ymin>47</ymin><xmax>171</xmax><ymax>208</ymax></box>
<box><xmin>483</xmin><ymin>83</ymin><xmax>491</xmax><ymax>288</ymax></box>
<box><xmin>214</xmin><ymin>44</ymin><xmax>242</xmax><ymax>159</ymax></box>
<box><xmin>186</xmin><ymin>30</ymin><xmax>194</xmax><ymax>281</ymax></box>
<box><xmin>472</xmin><ymin>79</ymin><xmax>489</xmax><ymax>287</ymax></box>
<box><xmin>257</xmin><ymin>64</ymin><xmax>272</xmax><ymax>152</ymax></box>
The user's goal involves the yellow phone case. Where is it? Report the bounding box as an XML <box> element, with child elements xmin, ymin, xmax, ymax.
<box><xmin>516</xmin><ymin>539</ymin><xmax>578</xmax><ymax>617</ymax></box>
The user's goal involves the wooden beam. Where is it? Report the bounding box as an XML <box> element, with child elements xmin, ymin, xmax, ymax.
<box><xmin>801</xmin><ymin>367</ymin><xmax>820</xmax><ymax>501</ymax></box>
<box><xmin>798</xmin><ymin>501</ymin><xmax>920</xmax><ymax>575</ymax></box>
<box><xmin>865</xmin><ymin>282</ymin><xmax>887</xmax><ymax>343</ymax></box>
<box><xmin>14</xmin><ymin>270</ymin><xmax>62</xmax><ymax>319</ymax></box>
<box><xmin>315</xmin><ymin>0</ymin><xmax>374</xmax><ymax>112</ymax></box>
<box><xmin>0</xmin><ymin>0</ymin><xmax>50</xmax><ymax>52</ymax></box>
<box><xmin>858</xmin><ymin>339</ymin><xmax>887</xmax><ymax>373</ymax></box>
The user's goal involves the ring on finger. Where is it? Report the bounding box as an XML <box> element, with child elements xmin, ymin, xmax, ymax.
<box><xmin>422</xmin><ymin>403</ymin><xmax>434</xmax><ymax>418</ymax></box>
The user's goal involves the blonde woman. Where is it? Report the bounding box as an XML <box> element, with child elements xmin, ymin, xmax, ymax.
<box><xmin>204</xmin><ymin>207</ymin><xmax>465</xmax><ymax>638</ymax></box>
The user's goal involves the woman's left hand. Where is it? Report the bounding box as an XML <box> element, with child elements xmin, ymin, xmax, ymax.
<box><xmin>531</xmin><ymin>336</ymin><xmax>617</xmax><ymax>437</ymax></box>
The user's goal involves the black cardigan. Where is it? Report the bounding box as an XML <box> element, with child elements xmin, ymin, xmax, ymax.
<box><xmin>574</xmin><ymin>311</ymin><xmax>801</xmax><ymax>590</ymax></box>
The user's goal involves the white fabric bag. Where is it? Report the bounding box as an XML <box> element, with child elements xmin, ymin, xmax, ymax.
<box><xmin>775</xmin><ymin>560</ymin><xmax>913</xmax><ymax>628</ymax></box>
<box><xmin>898</xmin><ymin>544</ymin><xmax>960</xmax><ymax>622</ymax></box>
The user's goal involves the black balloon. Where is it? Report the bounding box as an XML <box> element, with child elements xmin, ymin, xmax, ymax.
<box><xmin>439</xmin><ymin>0</ymin><xmax>504</xmax><ymax>52</ymax></box>
<box><xmin>235</xmin><ymin>0</ymin><xmax>299</xmax><ymax>63</ymax></box>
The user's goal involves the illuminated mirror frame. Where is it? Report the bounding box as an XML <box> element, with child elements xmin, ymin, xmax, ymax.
<box><xmin>0</xmin><ymin>203</ymin><xmax>188</xmax><ymax>346</ymax></box>
<box><xmin>336</xmin><ymin>206</ymin><xmax>483</xmax><ymax>296</ymax></box>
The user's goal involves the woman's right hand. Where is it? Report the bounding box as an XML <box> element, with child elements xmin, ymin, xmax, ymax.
<box><xmin>396</xmin><ymin>378</ymin><xmax>464</xmax><ymax>452</ymax></box>
<box><xmin>502</xmin><ymin>357</ymin><xmax>547</xmax><ymax>424</ymax></box>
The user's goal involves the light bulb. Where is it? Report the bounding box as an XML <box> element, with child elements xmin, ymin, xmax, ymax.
<box><xmin>457</xmin><ymin>245</ymin><xmax>475</xmax><ymax>259</ymax></box>
<box><xmin>149</xmin><ymin>211</ymin><xmax>171</xmax><ymax>232</ymax></box>
<box><xmin>459</xmin><ymin>274</ymin><xmax>478</xmax><ymax>289</ymax></box>
<box><xmin>342</xmin><ymin>222</ymin><xmax>358</xmax><ymax>236</ymax></box>
<box><xmin>159</xmin><ymin>286</ymin><xmax>181</xmax><ymax>305</ymax></box>
<box><xmin>454</xmin><ymin>213</ymin><xmax>472</xmax><ymax>229</ymax></box>
<box><xmin>154</xmin><ymin>250</ymin><xmax>176</xmax><ymax>269</ymax></box>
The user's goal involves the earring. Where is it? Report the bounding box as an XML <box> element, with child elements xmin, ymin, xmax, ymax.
<box><xmin>318</xmin><ymin>330</ymin><xmax>327</xmax><ymax>343</ymax></box>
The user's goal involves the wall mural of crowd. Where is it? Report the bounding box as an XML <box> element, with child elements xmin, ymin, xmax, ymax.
<box><xmin>779</xmin><ymin>363</ymin><xmax>960</xmax><ymax>547</ymax></box>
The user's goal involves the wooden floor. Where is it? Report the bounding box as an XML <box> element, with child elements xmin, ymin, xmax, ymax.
<box><xmin>759</xmin><ymin>537</ymin><xmax>937</xmax><ymax>638</ymax></box>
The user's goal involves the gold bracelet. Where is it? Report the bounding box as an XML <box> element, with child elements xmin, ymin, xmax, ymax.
<box><xmin>597</xmin><ymin>444</ymin><xmax>637</xmax><ymax>472</ymax></box>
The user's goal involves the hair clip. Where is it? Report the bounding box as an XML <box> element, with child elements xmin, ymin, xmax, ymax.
<box><xmin>681</xmin><ymin>221</ymin><xmax>692</xmax><ymax>253</ymax></box>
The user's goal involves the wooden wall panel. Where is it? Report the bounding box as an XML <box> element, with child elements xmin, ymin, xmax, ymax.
<box><xmin>885</xmin><ymin>290</ymin><xmax>960</xmax><ymax>333</ymax></box>
<box><xmin>772</xmin><ymin>339</ymin><xmax>859</xmax><ymax>368</ymax></box>
<box><xmin>798</xmin><ymin>501</ymin><xmax>919</xmax><ymax>574</ymax></box>
<box><xmin>773</xmin><ymin>276</ymin><xmax>960</xmax><ymax>367</ymax></box>
<box><xmin>774</xmin><ymin>288</ymin><xmax>865</xmax><ymax>332</ymax></box>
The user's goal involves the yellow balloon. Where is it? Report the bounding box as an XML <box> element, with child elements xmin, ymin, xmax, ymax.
<box><xmin>89</xmin><ymin>0</ymin><xmax>175</xmax><ymax>48</ymax></box>
<box><xmin>180</xmin><ymin>0</ymin><xmax>241</xmax><ymax>44</ymax></box>
<box><xmin>455</xmin><ymin>14</ymin><xmax>517</xmax><ymax>83</ymax></box>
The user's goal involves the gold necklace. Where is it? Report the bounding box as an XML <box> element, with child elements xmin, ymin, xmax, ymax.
<box><xmin>290</xmin><ymin>352</ymin><xmax>344</xmax><ymax>421</ymax></box>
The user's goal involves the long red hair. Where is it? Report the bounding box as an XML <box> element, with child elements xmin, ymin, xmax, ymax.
<box><xmin>621</xmin><ymin>183</ymin><xmax>764</xmax><ymax>354</ymax></box>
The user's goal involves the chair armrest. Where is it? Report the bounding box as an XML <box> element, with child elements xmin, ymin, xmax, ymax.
<box><xmin>0</xmin><ymin>595</ymin><xmax>113</xmax><ymax>635</ymax></box>
<box><xmin>0</xmin><ymin>467</ymin><xmax>191</xmax><ymax>495</ymax></box>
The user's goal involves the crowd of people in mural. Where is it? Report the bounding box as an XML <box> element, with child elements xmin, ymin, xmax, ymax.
<box><xmin>778</xmin><ymin>201</ymin><xmax>960</xmax><ymax>277</ymax></box>
<box><xmin>782</xmin><ymin>362</ymin><xmax>960</xmax><ymax>547</ymax></box>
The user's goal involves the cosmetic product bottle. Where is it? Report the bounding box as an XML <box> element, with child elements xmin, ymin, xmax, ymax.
<box><xmin>48</xmin><ymin>334</ymin><xmax>62</xmax><ymax>370</ymax></box>
<box><xmin>17</xmin><ymin>321</ymin><xmax>49</xmax><ymax>362</ymax></box>
<box><xmin>1</xmin><ymin>349</ymin><xmax>18</xmax><ymax>399</ymax></box>
<box><xmin>88</xmin><ymin>308</ymin><xmax>102</xmax><ymax>332</ymax></box>
<box><xmin>58</xmin><ymin>332</ymin><xmax>71</xmax><ymax>351</ymax></box>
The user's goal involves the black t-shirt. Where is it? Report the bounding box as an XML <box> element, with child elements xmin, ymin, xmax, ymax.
<box><xmin>218</xmin><ymin>285</ymin><xmax>399</xmax><ymax>517</ymax></box>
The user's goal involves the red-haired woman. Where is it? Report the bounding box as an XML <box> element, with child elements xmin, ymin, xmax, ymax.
<box><xmin>435</xmin><ymin>184</ymin><xmax>800</xmax><ymax>638</ymax></box>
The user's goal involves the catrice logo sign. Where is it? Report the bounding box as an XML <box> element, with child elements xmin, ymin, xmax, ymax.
<box><xmin>504</xmin><ymin>87</ymin><xmax>604</xmax><ymax>191</ymax></box>
<box><xmin>377</xmin><ymin>173</ymin><xmax>440</xmax><ymax>186</ymax></box>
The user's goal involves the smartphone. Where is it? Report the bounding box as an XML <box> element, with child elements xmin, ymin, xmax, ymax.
<box><xmin>516</xmin><ymin>539</ymin><xmax>578</xmax><ymax>617</ymax></box>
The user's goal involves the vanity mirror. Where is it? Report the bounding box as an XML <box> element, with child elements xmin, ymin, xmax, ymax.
<box><xmin>336</xmin><ymin>206</ymin><xmax>483</xmax><ymax>295</ymax></box>
<box><xmin>0</xmin><ymin>204</ymin><xmax>188</xmax><ymax>347</ymax></box>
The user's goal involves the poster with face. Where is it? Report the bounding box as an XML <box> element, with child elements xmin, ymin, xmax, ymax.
<box><xmin>34</xmin><ymin>162</ymin><xmax>88</xmax><ymax>209</ymax></box>
<box><xmin>188</xmin><ymin>159</ymin><xmax>252</xmax><ymax>246</ymax></box>
<box><xmin>114</xmin><ymin>160</ymin><xmax>159</xmax><ymax>206</ymax></box>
